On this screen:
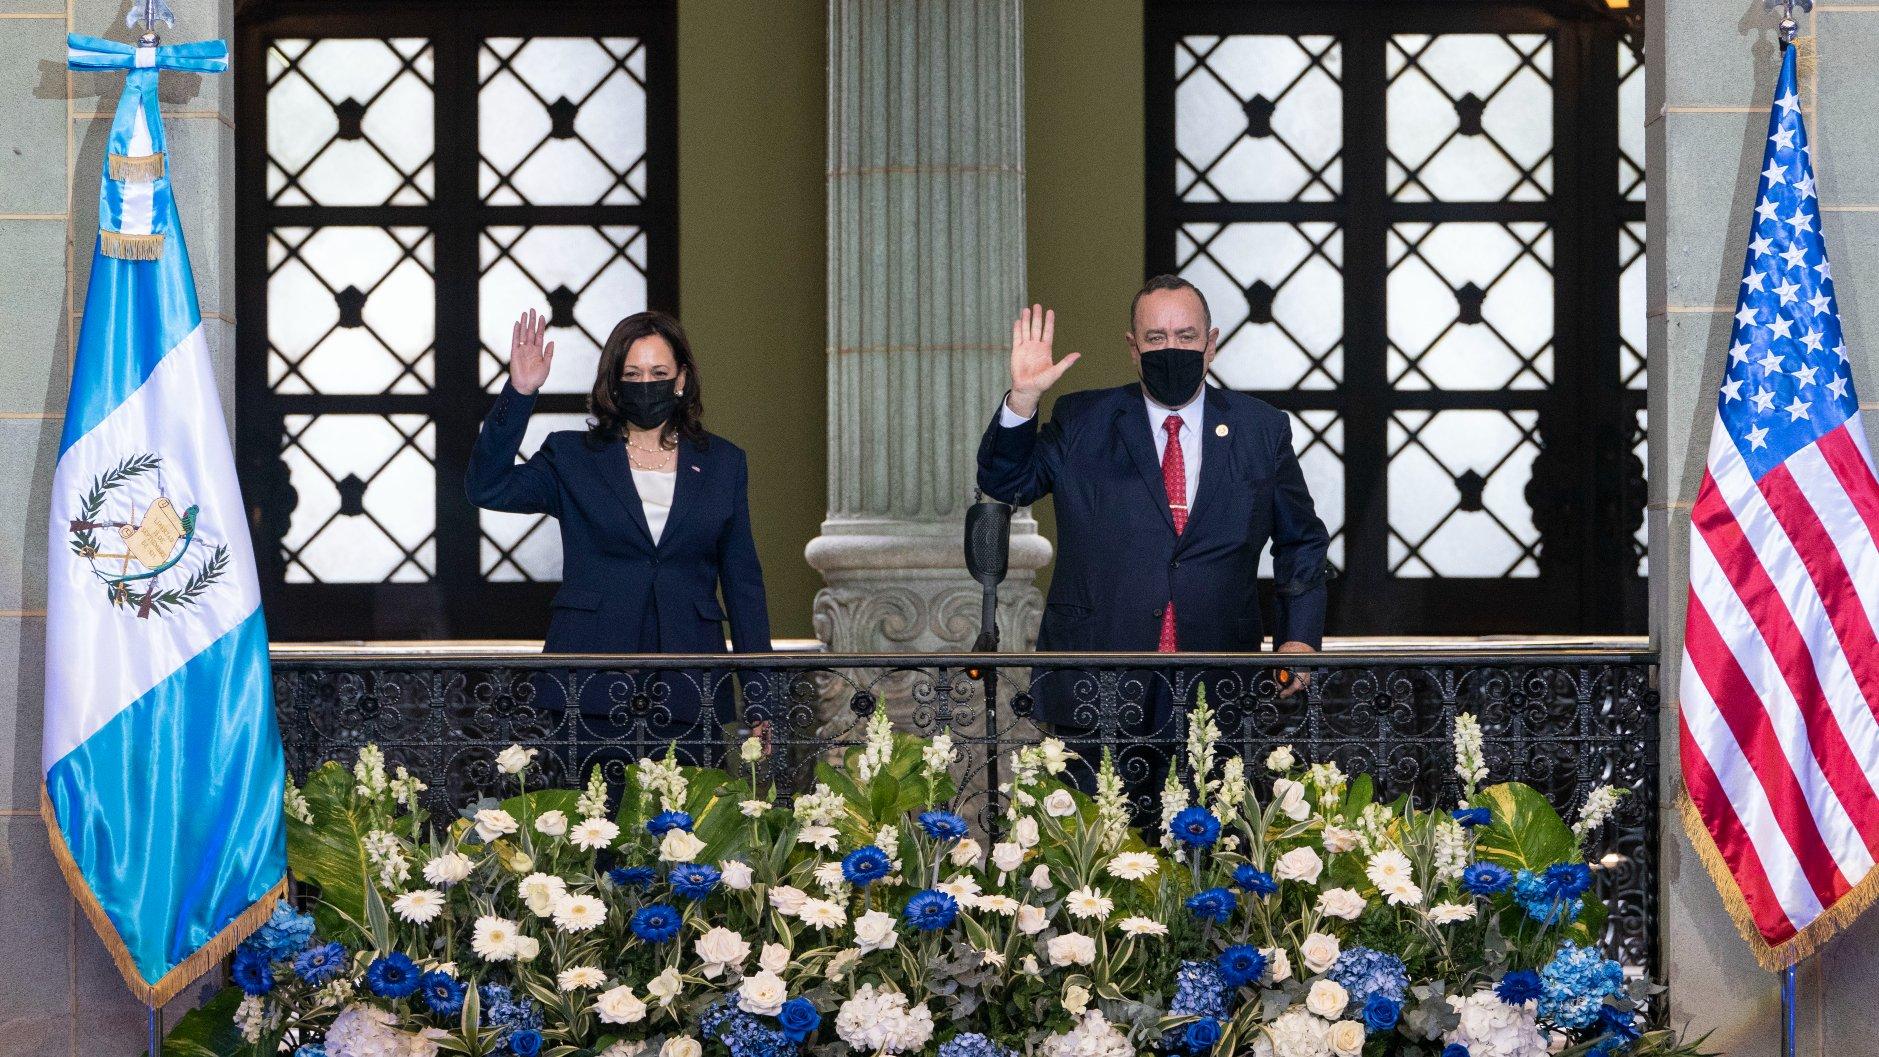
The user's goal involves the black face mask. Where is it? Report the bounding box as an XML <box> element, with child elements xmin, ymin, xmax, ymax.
<box><xmin>1138</xmin><ymin>347</ymin><xmax>1207</xmax><ymax>408</ymax></box>
<box><xmin>615</xmin><ymin>378</ymin><xmax>680</xmax><ymax>431</ymax></box>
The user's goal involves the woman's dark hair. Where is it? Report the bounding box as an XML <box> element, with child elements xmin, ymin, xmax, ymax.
<box><xmin>586</xmin><ymin>309</ymin><xmax>707</xmax><ymax>449</ymax></box>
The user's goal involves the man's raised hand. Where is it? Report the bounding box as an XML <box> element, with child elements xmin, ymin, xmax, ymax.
<box><xmin>1005</xmin><ymin>304</ymin><xmax>1079</xmax><ymax>419</ymax></box>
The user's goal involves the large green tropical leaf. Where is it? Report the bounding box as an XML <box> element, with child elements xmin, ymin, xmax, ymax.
<box><xmin>1472</xmin><ymin>781</ymin><xmax>1608</xmax><ymax>944</ymax></box>
<box><xmin>155</xmin><ymin>986</ymin><xmax>245</xmax><ymax>1057</ymax></box>
<box><xmin>286</xmin><ymin>761</ymin><xmax>374</xmax><ymax>939</ymax></box>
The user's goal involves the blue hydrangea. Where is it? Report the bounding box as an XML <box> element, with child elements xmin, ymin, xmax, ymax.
<box><xmin>903</xmin><ymin>889</ymin><xmax>960</xmax><ymax>931</ymax></box>
<box><xmin>1216</xmin><ymin>944</ymin><xmax>1267</xmax><ymax>988</ymax></box>
<box><xmin>1597</xmin><ymin>1004</ymin><xmax>1642</xmax><ymax>1046</ymax></box>
<box><xmin>1171</xmin><ymin>806</ymin><xmax>1221</xmax><ymax>847</ymax></box>
<box><xmin>293</xmin><ymin>941</ymin><xmax>346</xmax><ymax>986</ymax></box>
<box><xmin>842</xmin><ymin>845</ymin><xmax>893</xmax><ymax>886</ymax></box>
<box><xmin>1538</xmin><ymin>942</ymin><xmax>1625</xmax><ymax>1030</ymax></box>
<box><xmin>366</xmin><ymin>952</ymin><xmax>421</xmax><ymax>998</ymax></box>
<box><xmin>420</xmin><ymin>971</ymin><xmax>466</xmax><ymax>1017</ymax></box>
<box><xmin>647</xmin><ymin>810</ymin><xmax>694</xmax><ymax>836</ymax></box>
<box><xmin>938</xmin><ymin>1034</ymin><xmax>1016</xmax><ymax>1057</ymax></box>
<box><xmin>231</xmin><ymin>943</ymin><xmax>275</xmax><ymax>996</ymax></box>
<box><xmin>918</xmin><ymin>811</ymin><xmax>970</xmax><ymax>841</ymax></box>
<box><xmin>1327</xmin><ymin>947</ymin><xmax>1410</xmax><ymax>1007</ymax></box>
<box><xmin>631</xmin><ymin>903</ymin><xmax>682</xmax><ymax>942</ymax></box>
<box><xmin>1233</xmin><ymin>864</ymin><xmax>1278</xmax><ymax>897</ymax></box>
<box><xmin>1495</xmin><ymin>969</ymin><xmax>1543</xmax><ymax>1005</ymax></box>
<box><xmin>670</xmin><ymin>863</ymin><xmax>722</xmax><ymax>900</ymax></box>
<box><xmin>479</xmin><ymin>984</ymin><xmax>543</xmax><ymax>1033</ymax></box>
<box><xmin>699</xmin><ymin>998</ymin><xmax>796</xmax><ymax>1057</ymax></box>
<box><xmin>1462</xmin><ymin>862</ymin><xmax>1513</xmax><ymax>896</ymax></box>
<box><xmin>1185</xmin><ymin>887</ymin><xmax>1236</xmax><ymax>924</ymax></box>
<box><xmin>609</xmin><ymin>865</ymin><xmax>658</xmax><ymax>888</ymax></box>
<box><xmin>1514</xmin><ymin>869</ymin><xmax>1583</xmax><ymax>925</ymax></box>
<box><xmin>294</xmin><ymin>1046</ymin><xmax>328</xmax><ymax>1057</ymax></box>
<box><xmin>249</xmin><ymin>903</ymin><xmax>316</xmax><ymax>958</ymax></box>
<box><xmin>1163</xmin><ymin>961</ymin><xmax>1235</xmax><ymax>1053</ymax></box>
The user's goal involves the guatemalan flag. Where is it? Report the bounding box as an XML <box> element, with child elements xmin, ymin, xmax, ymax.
<box><xmin>1679</xmin><ymin>44</ymin><xmax>1879</xmax><ymax>971</ymax></box>
<box><xmin>43</xmin><ymin>33</ymin><xmax>285</xmax><ymax>1005</ymax></box>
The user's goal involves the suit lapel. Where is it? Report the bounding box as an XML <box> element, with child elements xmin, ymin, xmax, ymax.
<box><xmin>661</xmin><ymin>438</ymin><xmax>706</xmax><ymax>551</ymax></box>
<box><xmin>1115</xmin><ymin>389</ymin><xmax>1176</xmax><ymax>533</ymax></box>
<box><xmin>599</xmin><ymin>440</ymin><xmax>656</xmax><ymax>546</ymax></box>
<box><xmin>1181</xmin><ymin>386</ymin><xmax>1232</xmax><ymax>546</ymax></box>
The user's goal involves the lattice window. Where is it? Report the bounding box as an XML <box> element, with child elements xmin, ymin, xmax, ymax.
<box><xmin>239</xmin><ymin>2</ymin><xmax>677</xmax><ymax>639</ymax></box>
<box><xmin>1150</xmin><ymin>2</ymin><xmax>1646</xmax><ymax>633</ymax></box>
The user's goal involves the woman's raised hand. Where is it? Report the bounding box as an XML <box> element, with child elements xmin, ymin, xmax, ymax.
<box><xmin>509</xmin><ymin>308</ymin><xmax>555</xmax><ymax>395</ymax></box>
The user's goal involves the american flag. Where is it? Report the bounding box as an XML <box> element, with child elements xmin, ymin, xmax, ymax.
<box><xmin>1679</xmin><ymin>44</ymin><xmax>1879</xmax><ymax>970</ymax></box>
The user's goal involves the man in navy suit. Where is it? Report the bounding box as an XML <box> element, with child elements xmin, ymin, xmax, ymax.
<box><xmin>977</xmin><ymin>275</ymin><xmax>1330</xmax><ymax>798</ymax></box>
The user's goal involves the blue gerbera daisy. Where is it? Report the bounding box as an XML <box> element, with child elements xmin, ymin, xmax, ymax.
<box><xmin>646</xmin><ymin>810</ymin><xmax>694</xmax><ymax>836</ymax></box>
<box><xmin>231</xmin><ymin>943</ymin><xmax>275</xmax><ymax>996</ymax></box>
<box><xmin>293</xmin><ymin>941</ymin><xmax>346</xmax><ymax>986</ymax></box>
<box><xmin>1185</xmin><ymin>886</ymin><xmax>1236</xmax><ymax>923</ymax></box>
<box><xmin>365</xmin><ymin>951</ymin><xmax>421</xmax><ymax>999</ymax></box>
<box><xmin>670</xmin><ymin>863</ymin><xmax>722</xmax><ymax>900</ymax></box>
<box><xmin>420</xmin><ymin>971</ymin><xmax>466</xmax><ymax>1017</ymax></box>
<box><xmin>1171</xmin><ymin>806</ymin><xmax>1222</xmax><ymax>847</ymax></box>
<box><xmin>918</xmin><ymin>810</ymin><xmax>971</xmax><ymax>841</ymax></box>
<box><xmin>631</xmin><ymin>903</ymin><xmax>682</xmax><ymax>942</ymax></box>
<box><xmin>903</xmin><ymin>889</ymin><xmax>960</xmax><ymax>931</ymax></box>
<box><xmin>842</xmin><ymin>845</ymin><xmax>893</xmax><ymax>886</ymax></box>
<box><xmin>1233</xmin><ymin>863</ymin><xmax>1278</xmax><ymax>897</ymax></box>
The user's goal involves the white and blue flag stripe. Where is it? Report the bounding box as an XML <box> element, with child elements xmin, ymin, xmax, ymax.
<box><xmin>43</xmin><ymin>34</ymin><xmax>285</xmax><ymax>1006</ymax></box>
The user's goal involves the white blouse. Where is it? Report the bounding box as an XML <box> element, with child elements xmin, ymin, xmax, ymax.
<box><xmin>631</xmin><ymin>468</ymin><xmax>677</xmax><ymax>544</ymax></box>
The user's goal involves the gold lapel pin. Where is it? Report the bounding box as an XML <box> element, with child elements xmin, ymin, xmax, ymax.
<box><xmin>1215</xmin><ymin>423</ymin><xmax>1229</xmax><ymax>437</ymax></box>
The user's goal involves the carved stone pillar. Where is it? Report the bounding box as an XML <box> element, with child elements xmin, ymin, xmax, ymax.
<box><xmin>806</xmin><ymin>0</ymin><xmax>1050</xmax><ymax>667</ymax></box>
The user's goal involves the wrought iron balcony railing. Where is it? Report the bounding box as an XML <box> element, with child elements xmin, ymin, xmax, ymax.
<box><xmin>271</xmin><ymin>647</ymin><xmax>1659</xmax><ymax>978</ymax></box>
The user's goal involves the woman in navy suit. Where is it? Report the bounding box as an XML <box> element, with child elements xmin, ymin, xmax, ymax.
<box><xmin>467</xmin><ymin>308</ymin><xmax>771</xmax><ymax>759</ymax></box>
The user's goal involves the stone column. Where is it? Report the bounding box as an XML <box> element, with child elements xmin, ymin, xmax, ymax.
<box><xmin>807</xmin><ymin>1</ymin><xmax>1050</xmax><ymax>665</ymax></box>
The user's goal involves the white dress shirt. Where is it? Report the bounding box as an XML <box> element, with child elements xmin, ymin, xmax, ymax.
<box><xmin>631</xmin><ymin>467</ymin><xmax>676</xmax><ymax>544</ymax></box>
<box><xmin>1000</xmin><ymin>386</ymin><xmax>1206</xmax><ymax>503</ymax></box>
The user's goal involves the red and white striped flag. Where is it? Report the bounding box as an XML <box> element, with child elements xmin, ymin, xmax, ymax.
<box><xmin>1679</xmin><ymin>44</ymin><xmax>1879</xmax><ymax>970</ymax></box>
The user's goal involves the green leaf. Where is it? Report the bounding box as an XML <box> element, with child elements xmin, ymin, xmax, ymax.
<box><xmin>1470</xmin><ymin>782</ymin><xmax>1580</xmax><ymax>875</ymax></box>
<box><xmin>1340</xmin><ymin>774</ymin><xmax>1374</xmax><ymax>819</ymax></box>
<box><xmin>155</xmin><ymin>986</ymin><xmax>246</xmax><ymax>1057</ymax></box>
<box><xmin>868</xmin><ymin>775</ymin><xmax>901</xmax><ymax>821</ymax></box>
<box><xmin>286</xmin><ymin>760</ymin><xmax>375</xmax><ymax>939</ymax></box>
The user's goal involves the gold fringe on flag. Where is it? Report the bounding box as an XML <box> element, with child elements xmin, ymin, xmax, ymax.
<box><xmin>107</xmin><ymin>151</ymin><xmax>165</xmax><ymax>181</ymax></box>
<box><xmin>40</xmin><ymin>786</ymin><xmax>285</xmax><ymax>1008</ymax></box>
<box><xmin>1679</xmin><ymin>788</ymin><xmax>1879</xmax><ymax>971</ymax></box>
<box><xmin>100</xmin><ymin>230</ymin><xmax>163</xmax><ymax>261</ymax></box>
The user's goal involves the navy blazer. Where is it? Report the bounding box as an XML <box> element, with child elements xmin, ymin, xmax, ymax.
<box><xmin>467</xmin><ymin>384</ymin><xmax>771</xmax><ymax>716</ymax></box>
<box><xmin>977</xmin><ymin>383</ymin><xmax>1330</xmax><ymax>719</ymax></box>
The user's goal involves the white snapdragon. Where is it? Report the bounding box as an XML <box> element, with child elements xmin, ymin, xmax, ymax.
<box><xmin>636</xmin><ymin>750</ymin><xmax>689</xmax><ymax>812</ymax></box>
<box><xmin>856</xmin><ymin>708</ymin><xmax>895</xmax><ymax>784</ymax></box>
<box><xmin>741</xmin><ymin>736</ymin><xmax>765</xmax><ymax>763</ymax></box>
<box><xmin>1215</xmin><ymin>756</ymin><xmax>1248</xmax><ymax>814</ymax></box>
<box><xmin>1093</xmin><ymin>750</ymin><xmax>1132</xmax><ymax>851</ymax></box>
<box><xmin>1186</xmin><ymin>691</ymin><xmax>1221</xmax><ymax>800</ymax></box>
<box><xmin>283</xmin><ymin>782</ymin><xmax>315</xmax><ymax>825</ymax></box>
<box><xmin>1453</xmin><ymin>712</ymin><xmax>1488</xmax><ymax>793</ymax></box>
<box><xmin>352</xmin><ymin>745</ymin><xmax>389</xmax><ymax>798</ymax></box>
<box><xmin>793</xmin><ymin>783</ymin><xmax>845</xmax><ymax>827</ymax></box>
<box><xmin>1433</xmin><ymin>816</ymin><xmax>1469</xmax><ymax>884</ymax></box>
<box><xmin>1573</xmin><ymin>784</ymin><xmax>1627</xmax><ymax>841</ymax></box>
<box><xmin>576</xmin><ymin>766</ymin><xmax>610</xmax><ymax>819</ymax></box>
<box><xmin>390</xmin><ymin>767</ymin><xmax>427</xmax><ymax>808</ymax></box>
<box><xmin>922</xmin><ymin>732</ymin><xmax>957</xmax><ymax>777</ymax></box>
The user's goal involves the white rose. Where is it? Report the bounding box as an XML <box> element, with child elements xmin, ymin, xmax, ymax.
<box><xmin>533</xmin><ymin>809</ymin><xmax>569</xmax><ymax>837</ymax></box>
<box><xmin>1016</xmin><ymin>904</ymin><xmax>1049</xmax><ymax>935</ymax></box>
<box><xmin>662</xmin><ymin>1036</ymin><xmax>702</xmax><ymax>1057</ymax></box>
<box><xmin>423</xmin><ymin>852</ymin><xmax>474</xmax><ymax>887</ymax></box>
<box><xmin>737</xmin><ymin>970</ymin><xmax>787</xmax><ymax>1016</ymax></box>
<box><xmin>950</xmin><ymin>838</ymin><xmax>983</xmax><ymax>868</ymax></box>
<box><xmin>1317</xmin><ymin>887</ymin><xmax>1367</xmax><ymax>920</ymax></box>
<box><xmin>760</xmin><ymin>942</ymin><xmax>790</xmax><ymax>973</ymax></box>
<box><xmin>1045</xmin><ymin>932</ymin><xmax>1097</xmax><ymax>967</ymax></box>
<box><xmin>1327</xmin><ymin>1020</ymin><xmax>1366</xmax><ymax>1057</ymax></box>
<box><xmin>512</xmin><ymin>934</ymin><xmax>540</xmax><ymax>962</ymax></box>
<box><xmin>646</xmin><ymin>967</ymin><xmax>682</xmax><ymax>1007</ymax></box>
<box><xmin>1014</xmin><ymin>816</ymin><xmax>1040</xmax><ymax>849</ymax></box>
<box><xmin>721</xmin><ymin>860</ymin><xmax>754</xmax><ymax>890</ymax></box>
<box><xmin>496</xmin><ymin>745</ymin><xmax>537</xmax><ymax>775</ymax></box>
<box><xmin>473</xmin><ymin>809</ymin><xmax>518</xmax><ymax>842</ymax></box>
<box><xmin>694</xmin><ymin>927</ymin><xmax>751</xmax><ymax>978</ymax></box>
<box><xmin>1321</xmin><ymin>826</ymin><xmax>1360</xmax><ymax>854</ymax></box>
<box><xmin>1043</xmin><ymin>790</ymin><xmax>1077</xmax><ymax>818</ymax></box>
<box><xmin>1300</xmin><ymin>932</ymin><xmax>1341</xmax><ymax>974</ymax></box>
<box><xmin>1029</xmin><ymin>864</ymin><xmax>1053</xmax><ymax>890</ymax></box>
<box><xmin>1306</xmin><ymin>979</ymin><xmax>1349</xmax><ymax>1019</ymax></box>
<box><xmin>1272</xmin><ymin>778</ymin><xmax>1311</xmax><ymax>821</ymax></box>
<box><xmin>741</xmin><ymin>736</ymin><xmax>764</xmax><ymax>763</ymax></box>
<box><xmin>1273</xmin><ymin>846</ymin><xmax>1324</xmax><ymax>885</ymax></box>
<box><xmin>518</xmin><ymin>872</ymin><xmax>566</xmax><ymax>916</ymax></box>
<box><xmin>991</xmin><ymin>842</ymin><xmax>1025</xmax><ymax>873</ymax></box>
<box><xmin>1062</xmin><ymin>983</ymin><xmax>1091</xmax><ymax>1015</ymax></box>
<box><xmin>1264</xmin><ymin>946</ymin><xmax>1292</xmax><ymax>982</ymax></box>
<box><xmin>769</xmin><ymin>885</ymin><xmax>808</xmax><ymax>916</ymax></box>
<box><xmin>853</xmin><ymin>909</ymin><xmax>899</xmax><ymax>953</ymax></box>
<box><xmin>596</xmin><ymin>985</ymin><xmax>648</xmax><ymax>1025</ymax></box>
<box><xmin>1266</xmin><ymin>746</ymin><xmax>1296</xmax><ymax>772</ymax></box>
<box><xmin>660</xmin><ymin>828</ymin><xmax>706</xmax><ymax>863</ymax></box>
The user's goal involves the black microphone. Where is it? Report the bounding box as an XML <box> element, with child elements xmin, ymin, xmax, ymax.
<box><xmin>964</xmin><ymin>491</ymin><xmax>1012</xmax><ymax>652</ymax></box>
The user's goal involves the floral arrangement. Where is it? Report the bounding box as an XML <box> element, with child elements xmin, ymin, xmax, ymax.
<box><xmin>170</xmin><ymin>700</ymin><xmax>1713</xmax><ymax>1057</ymax></box>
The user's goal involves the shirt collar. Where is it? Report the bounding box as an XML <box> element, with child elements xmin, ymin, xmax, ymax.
<box><xmin>1144</xmin><ymin>384</ymin><xmax>1207</xmax><ymax>435</ymax></box>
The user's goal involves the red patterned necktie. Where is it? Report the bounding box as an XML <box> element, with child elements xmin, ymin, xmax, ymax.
<box><xmin>1159</xmin><ymin>414</ymin><xmax>1187</xmax><ymax>652</ymax></box>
